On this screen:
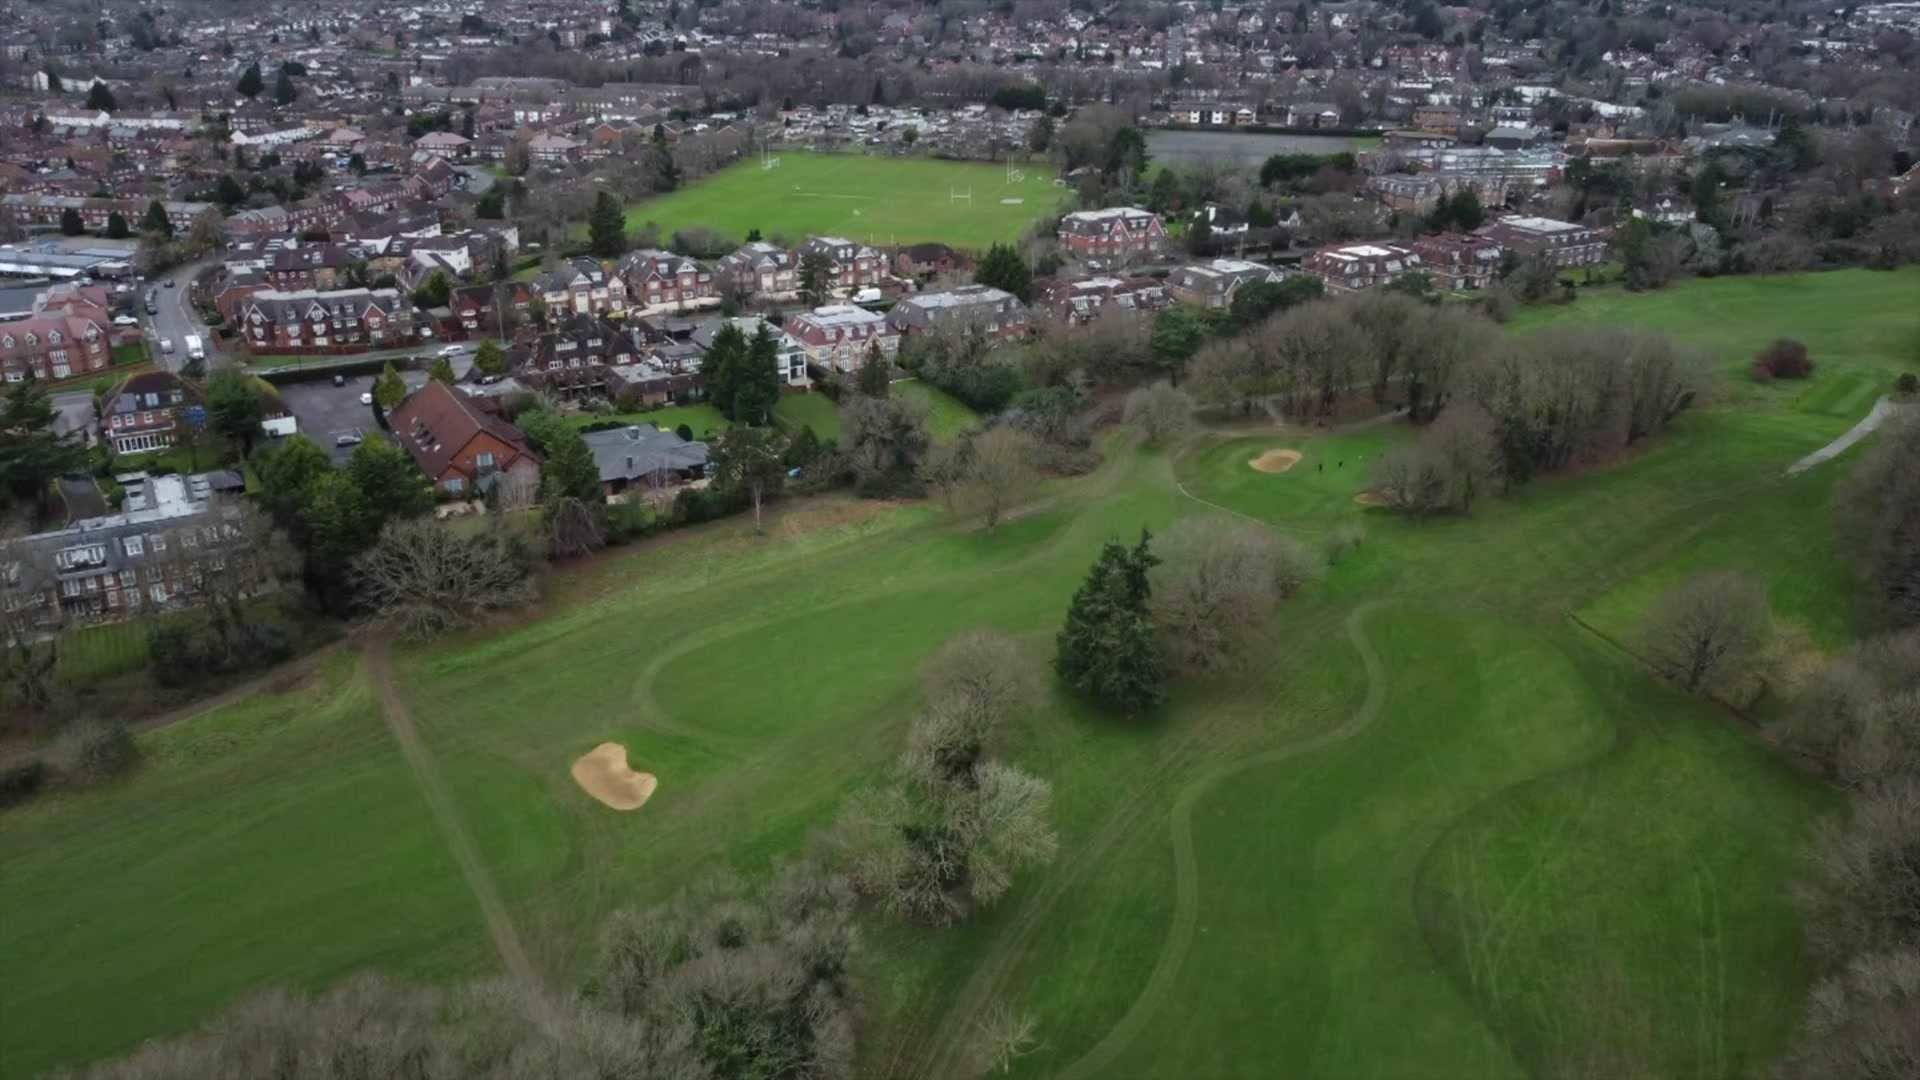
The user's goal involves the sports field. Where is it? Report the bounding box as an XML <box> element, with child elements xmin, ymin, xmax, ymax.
<box><xmin>2</xmin><ymin>269</ymin><xmax>1915</xmax><ymax>1078</ymax></box>
<box><xmin>624</xmin><ymin>151</ymin><xmax>1072</xmax><ymax>251</ymax></box>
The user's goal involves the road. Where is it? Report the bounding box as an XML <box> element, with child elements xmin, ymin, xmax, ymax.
<box><xmin>143</xmin><ymin>258</ymin><xmax>216</xmax><ymax>374</ymax></box>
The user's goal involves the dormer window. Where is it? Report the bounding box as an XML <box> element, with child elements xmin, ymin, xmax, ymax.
<box><xmin>47</xmin><ymin>331</ymin><xmax>61</xmax><ymax>345</ymax></box>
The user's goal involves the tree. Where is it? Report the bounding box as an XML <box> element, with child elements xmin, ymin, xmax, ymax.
<box><xmin>372</xmin><ymin>362</ymin><xmax>407</xmax><ymax>410</ymax></box>
<box><xmin>1229</xmin><ymin>275</ymin><xmax>1322</xmax><ymax>329</ymax></box>
<box><xmin>213</xmin><ymin>173</ymin><xmax>246</xmax><ymax>208</ymax></box>
<box><xmin>59</xmin><ymin>207</ymin><xmax>83</xmax><ymax>236</ymax></box>
<box><xmin>1769</xmin><ymin>630</ymin><xmax>1920</xmax><ymax>787</ymax></box>
<box><xmin>709</xmin><ymin>425</ymin><xmax>787</xmax><ymax>533</ymax></box>
<box><xmin>1150</xmin><ymin>517</ymin><xmax>1315</xmax><ymax>672</ymax></box>
<box><xmin>353</xmin><ymin>519</ymin><xmax>534</xmax><ymax>640</ymax></box>
<box><xmin>1185</xmin><ymin>212</ymin><xmax>1214</xmax><ymax>257</ymax></box>
<box><xmin>842</xmin><ymin>394</ymin><xmax>931</xmax><ymax>497</ymax></box>
<box><xmin>473</xmin><ymin>339</ymin><xmax>506</xmax><ymax>377</ymax></box>
<box><xmin>732</xmin><ymin>324</ymin><xmax>783</xmax><ymax>425</ymax></box>
<box><xmin>205</xmin><ymin>368</ymin><xmax>264</xmax><ymax>456</ymax></box>
<box><xmin>798</xmin><ymin>250</ymin><xmax>834</xmax><ymax>307</ymax></box>
<box><xmin>1777</xmin><ymin>946</ymin><xmax>1920</xmax><ymax>1080</ymax></box>
<box><xmin>974</xmin><ymin>243</ymin><xmax>1033</xmax><ymax>302</ymax></box>
<box><xmin>1840</xmin><ymin>413</ymin><xmax>1920</xmax><ymax>628</ymax></box>
<box><xmin>951</xmin><ymin>427</ymin><xmax>1040</xmax><ymax>531</ymax></box>
<box><xmin>347</xmin><ymin>151</ymin><xmax>368</xmax><ymax>176</ymax></box>
<box><xmin>1149</xmin><ymin>305</ymin><xmax>1223</xmax><ymax>377</ymax></box>
<box><xmin>1754</xmin><ymin>338</ymin><xmax>1815</xmax><ymax>380</ymax></box>
<box><xmin>588</xmin><ymin>190</ymin><xmax>626</xmax><ymax>258</ymax></box>
<box><xmin>1123</xmin><ymin>381</ymin><xmax>1193</xmax><ymax>446</ymax></box>
<box><xmin>1055</xmin><ymin>530</ymin><xmax>1166</xmax><ymax>713</ymax></box>
<box><xmin>427</xmin><ymin>355</ymin><xmax>455</xmax><ymax>385</ymax></box>
<box><xmin>1794</xmin><ymin>780</ymin><xmax>1920</xmax><ymax>968</ymax></box>
<box><xmin>236</xmin><ymin>60</ymin><xmax>263</xmax><ymax>99</ymax></box>
<box><xmin>1639</xmin><ymin>570</ymin><xmax>1772</xmax><ymax>695</ymax></box>
<box><xmin>855</xmin><ymin>341</ymin><xmax>890</xmax><ymax>397</ymax></box>
<box><xmin>104</xmin><ymin>211</ymin><xmax>128</xmax><ymax>239</ymax></box>
<box><xmin>346</xmin><ymin>437</ymin><xmax>433</xmax><ymax>522</ymax></box>
<box><xmin>475</xmin><ymin>186</ymin><xmax>504</xmax><ymax>218</ymax></box>
<box><xmin>699</xmin><ymin>321</ymin><xmax>746</xmax><ymax>419</ymax></box>
<box><xmin>84</xmin><ymin>81</ymin><xmax>115</xmax><ymax>112</ymax></box>
<box><xmin>0</xmin><ymin>380</ymin><xmax>85</xmax><ymax>520</ymax></box>
<box><xmin>411</xmin><ymin>270</ymin><xmax>451</xmax><ymax>310</ymax></box>
<box><xmin>141</xmin><ymin>199</ymin><xmax>173</xmax><ymax>237</ymax></box>
<box><xmin>1027</xmin><ymin>114</ymin><xmax>1055</xmax><ymax>154</ymax></box>
<box><xmin>272</xmin><ymin>67</ymin><xmax>297</xmax><ymax>107</ymax></box>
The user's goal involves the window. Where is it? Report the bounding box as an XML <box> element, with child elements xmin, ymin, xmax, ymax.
<box><xmin>476</xmin><ymin>451</ymin><xmax>495</xmax><ymax>470</ymax></box>
<box><xmin>445</xmin><ymin>476</ymin><xmax>466</xmax><ymax>494</ymax></box>
<box><xmin>123</xmin><ymin>535</ymin><xmax>143</xmax><ymax>557</ymax></box>
<box><xmin>150</xmin><ymin>584</ymin><xmax>167</xmax><ymax>603</ymax></box>
<box><xmin>150</xmin><ymin>533</ymin><xmax>166</xmax><ymax>553</ymax></box>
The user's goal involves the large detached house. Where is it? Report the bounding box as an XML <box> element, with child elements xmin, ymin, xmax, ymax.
<box><xmin>1303</xmin><ymin>243</ymin><xmax>1424</xmax><ymax>291</ymax></box>
<box><xmin>886</xmin><ymin>285</ymin><xmax>1028</xmax><ymax>341</ymax></box>
<box><xmin>388</xmin><ymin>381</ymin><xmax>541</xmax><ymax>504</ymax></box>
<box><xmin>1411</xmin><ymin>233</ymin><xmax>1505</xmax><ymax>291</ymax></box>
<box><xmin>102</xmin><ymin>371</ymin><xmax>193</xmax><ymax>455</ymax></box>
<box><xmin>1057</xmin><ymin>207</ymin><xmax>1167</xmax><ymax>263</ymax></box>
<box><xmin>717</xmin><ymin>242</ymin><xmax>798</xmax><ymax>296</ymax></box>
<box><xmin>797</xmin><ymin>237</ymin><xmax>885</xmax><ymax>290</ymax></box>
<box><xmin>619</xmin><ymin>250</ymin><xmax>717</xmax><ymax>310</ymax></box>
<box><xmin>0</xmin><ymin>285</ymin><xmax>113</xmax><ymax>383</ymax></box>
<box><xmin>1166</xmin><ymin>258</ymin><xmax>1283</xmax><ymax>308</ymax></box>
<box><xmin>786</xmin><ymin>304</ymin><xmax>898</xmax><ymax>373</ymax></box>
<box><xmin>1476</xmin><ymin>215</ymin><xmax>1608</xmax><ymax>267</ymax></box>
<box><xmin>240</xmin><ymin>288</ymin><xmax>414</xmax><ymax>352</ymax></box>
<box><xmin>535</xmin><ymin>258</ymin><xmax>627</xmax><ymax>317</ymax></box>
<box><xmin>1038</xmin><ymin>276</ymin><xmax>1170</xmax><ymax>323</ymax></box>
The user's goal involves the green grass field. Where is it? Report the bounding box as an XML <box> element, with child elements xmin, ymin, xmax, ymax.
<box><xmin>624</xmin><ymin>152</ymin><xmax>1071</xmax><ymax>251</ymax></box>
<box><xmin>2</xmin><ymin>269</ymin><xmax>1916</xmax><ymax>1079</ymax></box>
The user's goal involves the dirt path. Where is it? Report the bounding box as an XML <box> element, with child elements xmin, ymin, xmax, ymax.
<box><xmin>362</xmin><ymin>640</ymin><xmax>549</xmax><ymax>1007</ymax></box>
<box><xmin>1785</xmin><ymin>396</ymin><xmax>1907</xmax><ymax>475</ymax></box>
<box><xmin>1051</xmin><ymin>602</ymin><xmax>1390</xmax><ymax>1080</ymax></box>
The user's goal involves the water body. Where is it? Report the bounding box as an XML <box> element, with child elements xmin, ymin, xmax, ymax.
<box><xmin>1147</xmin><ymin>129</ymin><xmax>1370</xmax><ymax>165</ymax></box>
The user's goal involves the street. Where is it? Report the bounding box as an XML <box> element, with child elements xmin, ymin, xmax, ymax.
<box><xmin>143</xmin><ymin>258</ymin><xmax>215</xmax><ymax>375</ymax></box>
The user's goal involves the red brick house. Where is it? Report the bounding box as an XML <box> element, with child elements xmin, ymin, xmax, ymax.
<box><xmin>102</xmin><ymin>371</ymin><xmax>194</xmax><ymax>455</ymax></box>
<box><xmin>264</xmin><ymin>244</ymin><xmax>355</xmax><ymax>292</ymax></box>
<box><xmin>1475</xmin><ymin>215</ymin><xmax>1608</xmax><ymax>268</ymax></box>
<box><xmin>1056</xmin><ymin>207</ymin><xmax>1167</xmax><ymax>263</ymax></box>
<box><xmin>717</xmin><ymin>242</ymin><xmax>798</xmax><ymax>296</ymax></box>
<box><xmin>0</xmin><ymin>285</ymin><xmax>113</xmax><ymax>383</ymax></box>
<box><xmin>239</xmin><ymin>288</ymin><xmax>415</xmax><ymax>353</ymax></box>
<box><xmin>1038</xmin><ymin>275</ymin><xmax>1171</xmax><ymax>323</ymax></box>
<box><xmin>1410</xmin><ymin>233</ymin><xmax>1504</xmax><ymax>291</ymax></box>
<box><xmin>797</xmin><ymin>237</ymin><xmax>885</xmax><ymax>290</ymax></box>
<box><xmin>786</xmin><ymin>304</ymin><xmax>898</xmax><ymax>373</ymax></box>
<box><xmin>452</xmin><ymin>282</ymin><xmax>534</xmax><ymax>336</ymax></box>
<box><xmin>893</xmin><ymin>242</ymin><xmax>969</xmax><ymax>278</ymax></box>
<box><xmin>1302</xmin><ymin>242</ymin><xmax>1424</xmax><ymax>291</ymax></box>
<box><xmin>388</xmin><ymin>380</ymin><xmax>541</xmax><ymax>503</ymax></box>
<box><xmin>618</xmin><ymin>250</ymin><xmax>718</xmax><ymax>310</ymax></box>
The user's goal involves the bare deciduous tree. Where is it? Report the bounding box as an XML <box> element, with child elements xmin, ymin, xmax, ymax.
<box><xmin>1794</xmin><ymin>780</ymin><xmax>1920</xmax><ymax>969</ymax></box>
<box><xmin>1148</xmin><ymin>516</ymin><xmax>1316</xmax><ymax>672</ymax></box>
<box><xmin>1776</xmin><ymin>946</ymin><xmax>1920</xmax><ymax>1080</ymax></box>
<box><xmin>1122</xmin><ymin>381</ymin><xmax>1194</xmax><ymax>446</ymax></box>
<box><xmin>1638</xmin><ymin>570</ymin><xmax>1772</xmax><ymax>695</ymax></box>
<box><xmin>354</xmin><ymin>519</ymin><xmax>535</xmax><ymax>641</ymax></box>
<box><xmin>963</xmin><ymin>1003</ymin><xmax>1041</xmax><ymax>1078</ymax></box>
<box><xmin>952</xmin><ymin>428</ymin><xmax>1041</xmax><ymax>531</ymax></box>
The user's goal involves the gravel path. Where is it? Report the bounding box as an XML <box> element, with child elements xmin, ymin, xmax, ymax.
<box><xmin>1786</xmin><ymin>396</ymin><xmax>1907</xmax><ymax>475</ymax></box>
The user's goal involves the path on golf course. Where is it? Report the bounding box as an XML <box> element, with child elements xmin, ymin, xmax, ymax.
<box><xmin>1786</xmin><ymin>395</ymin><xmax>1906</xmax><ymax>475</ymax></box>
<box><xmin>1050</xmin><ymin>601</ymin><xmax>1390</xmax><ymax>1079</ymax></box>
<box><xmin>364</xmin><ymin>641</ymin><xmax>547</xmax><ymax>1005</ymax></box>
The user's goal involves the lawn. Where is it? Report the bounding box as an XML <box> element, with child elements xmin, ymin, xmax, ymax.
<box><xmin>3</xmin><ymin>269</ymin><xmax>1915</xmax><ymax>1079</ymax></box>
<box><xmin>568</xmin><ymin>403</ymin><xmax>730</xmax><ymax>441</ymax></box>
<box><xmin>623</xmin><ymin>151</ymin><xmax>1072</xmax><ymax>252</ymax></box>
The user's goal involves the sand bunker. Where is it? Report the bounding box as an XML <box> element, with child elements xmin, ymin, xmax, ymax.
<box><xmin>1249</xmin><ymin>449</ymin><xmax>1304</xmax><ymax>474</ymax></box>
<box><xmin>1353</xmin><ymin>490</ymin><xmax>1389</xmax><ymax>507</ymax></box>
<box><xmin>571</xmin><ymin>742</ymin><xmax>658</xmax><ymax>811</ymax></box>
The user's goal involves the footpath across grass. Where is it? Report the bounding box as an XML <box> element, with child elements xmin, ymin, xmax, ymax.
<box><xmin>624</xmin><ymin>151</ymin><xmax>1070</xmax><ymax>251</ymax></box>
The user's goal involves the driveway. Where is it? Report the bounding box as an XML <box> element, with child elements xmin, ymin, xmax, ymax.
<box><xmin>276</xmin><ymin>354</ymin><xmax>478</xmax><ymax>465</ymax></box>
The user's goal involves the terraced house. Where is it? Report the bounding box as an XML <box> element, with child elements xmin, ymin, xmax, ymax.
<box><xmin>239</xmin><ymin>288</ymin><xmax>414</xmax><ymax>353</ymax></box>
<box><xmin>717</xmin><ymin>242</ymin><xmax>798</xmax><ymax>296</ymax></box>
<box><xmin>618</xmin><ymin>250</ymin><xmax>717</xmax><ymax>310</ymax></box>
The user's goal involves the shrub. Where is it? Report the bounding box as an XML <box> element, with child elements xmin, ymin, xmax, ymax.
<box><xmin>48</xmin><ymin>719</ymin><xmax>138</xmax><ymax>786</ymax></box>
<box><xmin>1897</xmin><ymin>372</ymin><xmax>1918</xmax><ymax>398</ymax></box>
<box><xmin>675</xmin><ymin>423</ymin><xmax>694</xmax><ymax>442</ymax></box>
<box><xmin>1755</xmin><ymin>338</ymin><xmax>1814</xmax><ymax>379</ymax></box>
<box><xmin>0</xmin><ymin>758</ymin><xmax>47</xmax><ymax>808</ymax></box>
<box><xmin>604</xmin><ymin>500</ymin><xmax>661</xmax><ymax>544</ymax></box>
<box><xmin>1325</xmin><ymin>523</ymin><xmax>1366</xmax><ymax>565</ymax></box>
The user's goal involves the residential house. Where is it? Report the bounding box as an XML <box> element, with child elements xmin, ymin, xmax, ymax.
<box><xmin>581</xmin><ymin>423</ymin><xmax>709</xmax><ymax>497</ymax></box>
<box><xmin>797</xmin><ymin>236</ymin><xmax>885</xmax><ymax>291</ymax></box>
<box><xmin>1302</xmin><ymin>242</ymin><xmax>1424</xmax><ymax>291</ymax></box>
<box><xmin>690</xmin><ymin>316</ymin><xmax>810</xmax><ymax>387</ymax></box>
<box><xmin>0</xmin><ymin>474</ymin><xmax>264</xmax><ymax>631</ymax></box>
<box><xmin>1283</xmin><ymin>102</ymin><xmax>1341</xmax><ymax>128</ymax></box>
<box><xmin>1409</xmin><ymin>233</ymin><xmax>1504</xmax><ymax>290</ymax></box>
<box><xmin>264</xmin><ymin>244</ymin><xmax>355</xmax><ymax>292</ymax></box>
<box><xmin>1056</xmin><ymin>207</ymin><xmax>1167</xmax><ymax>264</ymax></box>
<box><xmin>1037</xmin><ymin>275</ymin><xmax>1171</xmax><ymax>323</ymax></box>
<box><xmin>0</xmin><ymin>193</ymin><xmax>214</xmax><ymax>232</ymax></box>
<box><xmin>527</xmin><ymin>133</ymin><xmax>584</xmax><ymax>164</ymax></box>
<box><xmin>239</xmin><ymin>288</ymin><xmax>415</xmax><ymax>353</ymax></box>
<box><xmin>535</xmin><ymin>258</ymin><xmax>627</xmax><ymax>318</ymax></box>
<box><xmin>101</xmin><ymin>371</ymin><xmax>192</xmax><ymax>455</ymax></box>
<box><xmin>387</xmin><ymin>380</ymin><xmax>541</xmax><ymax>502</ymax></box>
<box><xmin>1166</xmin><ymin>258</ymin><xmax>1283</xmax><ymax>308</ymax></box>
<box><xmin>618</xmin><ymin>249</ymin><xmax>718</xmax><ymax>310</ymax></box>
<box><xmin>413</xmin><ymin>131</ymin><xmax>473</xmax><ymax>160</ymax></box>
<box><xmin>0</xmin><ymin>283</ymin><xmax>114</xmax><ymax>382</ymax></box>
<box><xmin>893</xmin><ymin>242</ymin><xmax>969</xmax><ymax>278</ymax></box>
<box><xmin>1412</xmin><ymin>104</ymin><xmax>1463</xmax><ymax>133</ymax></box>
<box><xmin>451</xmin><ymin>282</ymin><xmax>534</xmax><ymax>337</ymax></box>
<box><xmin>886</xmin><ymin>285</ymin><xmax>1028</xmax><ymax>341</ymax></box>
<box><xmin>1476</xmin><ymin>215</ymin><xmax>1608</xmax><ymax>267</ymax></box>
<box><xmin>717</xmin><ymin>242</ymin><xmax>798</xmax><ymax>296</ymax></box>
<box><xmin>785</xmin><ymin>304</ymin><xmax>898</xmax><ymax>373</ymax></box>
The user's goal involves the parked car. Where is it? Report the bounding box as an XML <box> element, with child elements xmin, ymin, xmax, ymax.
<box><xmin>335</xmin><ymin>432</ymin><xmax>363</xmax><ymax>447</ymax></box>
<box><xmin>164</xmin><ymin>280</ymin><xmax>176</xmax><ymax>288</ymax></box>
<box><xmin>159</xmin><ymin>338</ymin><xmax>174</xmax><ymax>354</ymax></box>
<box><xmin>332</xmin><ymin>373</ymin><xmax>346</xmax><ymax>387</ymax></box>
<box><xmin>111</xmin><ymin>315</ymin><xmax>138</xmax><ymax>327</ymax></box>
<box><xmin>359</xmin><ymin>392</ymin><xmax>373</xmax><ymax>405</ymax></box>
<box><xmin>439</xmin><ymin>344</ymin><xmax>464</xmax><ymax>357</ymax></box>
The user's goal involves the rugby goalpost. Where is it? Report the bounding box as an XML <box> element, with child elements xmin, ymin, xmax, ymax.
<box><xmin>761</xmin><ymin>146</ymin><xmax>781</xmax><ymax>171</ymax></box>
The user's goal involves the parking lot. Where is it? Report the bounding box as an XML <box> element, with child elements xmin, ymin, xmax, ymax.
<box><xmin>275</xmin><ymin>348</ymin><xmax>475</xmax><ymax>465</ymax></box>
